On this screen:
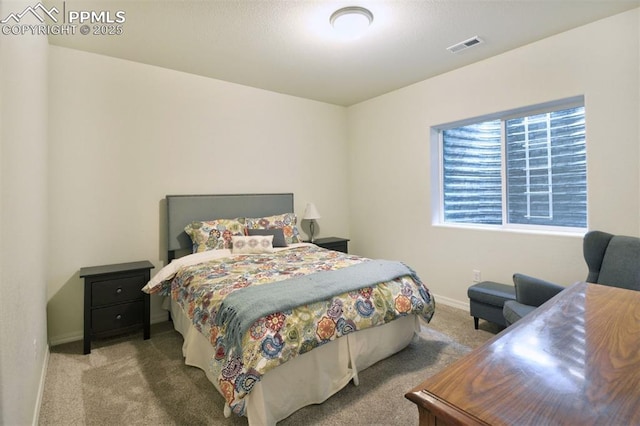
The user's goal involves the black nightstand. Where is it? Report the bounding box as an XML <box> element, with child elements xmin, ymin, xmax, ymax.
<box><xmin>312</xmin><ymin>237</ymin><xmax>350</xmax><ymax>253</ymax></box>
<box><xmin>80</xmin><ymin>260</ymin><xmax>154</xmax><ymax>354</ymax></box>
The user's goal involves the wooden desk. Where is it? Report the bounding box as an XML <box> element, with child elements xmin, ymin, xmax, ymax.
<box><xmin>406</xmin><ymin>282</ymin><xmax>640</xmax><ymax>425</ymax></box>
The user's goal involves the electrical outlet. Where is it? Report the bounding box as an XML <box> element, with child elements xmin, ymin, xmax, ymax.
<box><xmin>473</xmin><ymin>270</ymin><xmax>481</xmax><ymax>283</ymax></box>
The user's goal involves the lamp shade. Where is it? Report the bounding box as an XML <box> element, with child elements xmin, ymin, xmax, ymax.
<box><xmin>303</xmin><ymin>203</ymin><xmax>321</xmax><ymax>220</ymax></box>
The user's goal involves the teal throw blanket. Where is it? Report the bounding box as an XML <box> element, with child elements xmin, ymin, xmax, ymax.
<box><xmin>214</xmin><ymin>259</ymin><xmax>419</xmax><ymax>354</ymax></box>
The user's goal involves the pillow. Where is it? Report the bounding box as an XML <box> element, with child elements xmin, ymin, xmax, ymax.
<box><xmin>231</xmin><ymin>235</ymin><xmax>274</xmax><ymax>254</ymax></box>
<box><xmin>184</xmin><ymin>218</ymin><xmax>246</xmax><ymax>252</ymax></box>
<box><xmin>247</xmin><ymin>228</ymin><xmax>288</xmax><ymax>247</ymax></box>
<box><xmin>245</xmin><ymin>213</ymin><xmax>301</xmax><ymax>245</ymax></box>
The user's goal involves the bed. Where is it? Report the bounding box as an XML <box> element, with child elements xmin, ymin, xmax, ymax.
<box><xmin>144</xmin><ymin>193</ymin><xmax>435</xmax><ymax>425</ymax></box>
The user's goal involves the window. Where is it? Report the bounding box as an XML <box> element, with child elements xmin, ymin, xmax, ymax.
<box><xmin>436</xmin><ymin>99</ymin><xmax>586</xmax><ymax>231</ymax></box>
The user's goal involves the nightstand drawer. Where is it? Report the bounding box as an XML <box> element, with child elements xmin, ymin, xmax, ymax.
<box><xmin>92</xmin><ymin>301</ymin><xmax>144</xmax><ymax>334</ymax></box>
<box><xmin>91</xmin><ymin>274</ymin><xmax>146</xmax><ymax>306</ymax></box>
<box><xmin>313</xmin><ymin>237</ymin><xmax>349</xmax><ymax>254</ymax></box>
<box><xmin>319</xmin><ymin>241</ymin><xmax>348</xmax><ymax>253</ymax></box>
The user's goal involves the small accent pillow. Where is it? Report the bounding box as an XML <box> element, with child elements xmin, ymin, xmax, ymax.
<box><xmin>245</xmin><ymin>213</ymin><xmax>301</xmax><ymax>245</ymax></box>
<box><xmin>184</xmin><ymin>218</ymin><xmax>246</xmax><ymax>252</ymax></box>
<box><xmin>247</xmin><ymin>228</ymin><xmax>288</xmax><ymax>247</ymax></box>
<box><xmin>231</xmin><ymin>235</ymin><xmax>274</xmax><ymax>254</ymax></box>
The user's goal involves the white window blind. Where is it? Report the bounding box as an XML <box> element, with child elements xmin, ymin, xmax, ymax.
<box><xmin>440</xmin><ymin>104</ymin><xmax>586</xmax><ymax>230</ymax></box>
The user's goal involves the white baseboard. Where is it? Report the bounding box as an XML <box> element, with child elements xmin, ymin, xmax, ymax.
<box><xmin>49</xmin><ymin>330</ymin><xmax>81</xmax><ymax>347</ymax></box>
<box><xmin>32</xmin><ymin>345</ymin><xmax>50</xmax><ymax>426</ymax></box>
<box><xmin>49</xmin><ymin>313</ymin><xmax>171</xmax><ymax>346</ymax></box>
<box><xmin>431</xmin><ymin>293</ymin><xmax>469</xmax><ymax>311</ymax></box>
<box><xmin>49</xmin><ymin>297</ymin><xmax>462</xmax><ymax>345</ymax></box>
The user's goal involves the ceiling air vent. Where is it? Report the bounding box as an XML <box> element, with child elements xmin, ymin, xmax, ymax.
<box><xmin>447</xmin><ymin>36</ymin><xmax>483</xmax><ymax>53</ymax></box>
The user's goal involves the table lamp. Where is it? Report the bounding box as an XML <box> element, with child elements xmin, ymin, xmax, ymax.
<box><xmin>303</xmin><ymin>203</ymin><xmax>321</xmax><ymax>243</ymax></box>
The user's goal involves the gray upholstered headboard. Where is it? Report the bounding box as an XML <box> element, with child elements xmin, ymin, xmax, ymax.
<box><xmin>166</xmin><ymin>193</ymin><xmax>294</xmax><ymax>259</ymax></box>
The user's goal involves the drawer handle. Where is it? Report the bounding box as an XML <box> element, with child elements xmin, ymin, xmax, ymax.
<box><xmin>116</xmin><ymin>314</ymin><xmax>122</xmax><ymax>320</ymax></box>
<box><xmin>116</xmin><ymin>288</ymin><xmax>123</xmax><ymax>294</ymax></box>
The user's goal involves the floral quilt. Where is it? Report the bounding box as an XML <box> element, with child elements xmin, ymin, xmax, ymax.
<box><xmin>148</xmin><ymin>245</ymin><xmax>435</xmax><ymax>416</ymax></box>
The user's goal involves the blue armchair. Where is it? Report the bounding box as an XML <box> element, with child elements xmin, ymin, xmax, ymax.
<box><xmin>503</xmin><ymin>230</ymin><xmax>640</xmax><ymax>326</ymax></box>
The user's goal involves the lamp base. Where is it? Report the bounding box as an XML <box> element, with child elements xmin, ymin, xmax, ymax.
<box><xmin>309</xmin><ymin>220</ymin><xmax>316</xmax><ymax>243</ymax></box>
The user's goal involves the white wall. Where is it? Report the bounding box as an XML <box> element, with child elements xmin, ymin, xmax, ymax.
<box><xmin>0</xmin><ymin>1</ymin><xmax>50</xmax><ymax>423</ymax></box>
<box><xmin>347</xmin><ymin>10</ymin><xmax>640</xmax><ymax>307</ymax></box>
<box><xmin>47</xmin><ymin>47</ymin><xmax>350</xmax><ymax>344</ymax></box>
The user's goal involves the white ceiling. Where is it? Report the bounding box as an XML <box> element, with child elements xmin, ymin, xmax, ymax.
<box><xmin>47</xmin><ymin>0</ymin><xmax>639</xmax><ymax>106</ymax></box>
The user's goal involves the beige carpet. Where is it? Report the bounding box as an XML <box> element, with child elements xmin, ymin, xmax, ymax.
<box><xmin>39</xmin><ymin>304</ymin><xmax>501</xmax><ymax>425</ymax></box>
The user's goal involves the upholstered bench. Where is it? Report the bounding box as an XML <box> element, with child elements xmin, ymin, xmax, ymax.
<box><xmin>468</xmin><ymin>281</ymin><xmax>516</xmax><ymax>329</ymax></box>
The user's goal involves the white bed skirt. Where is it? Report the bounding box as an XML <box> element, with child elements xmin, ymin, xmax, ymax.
<box><xmin>170</xmin><ymin>298</ymin><xmax>418</xmax><ymax>425</ymax></box>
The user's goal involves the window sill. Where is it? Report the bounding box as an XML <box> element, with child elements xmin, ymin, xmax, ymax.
<box><xmin>431</xmin><ymin>222</ymin><xmax>586</xmax><ymax>238</ymax></box>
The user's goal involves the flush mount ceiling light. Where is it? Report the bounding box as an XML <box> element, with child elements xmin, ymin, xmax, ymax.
<box><xmin>329</xmin><ymin>6</ymin><xmax>374</xmax><ymax>40</ymax></box>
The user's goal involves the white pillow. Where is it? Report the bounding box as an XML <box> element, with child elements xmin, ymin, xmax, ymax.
<box><xmin>231</xmin><ymin>235</ymin><xmax>274</xmax><ymax>254</ymax></box>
